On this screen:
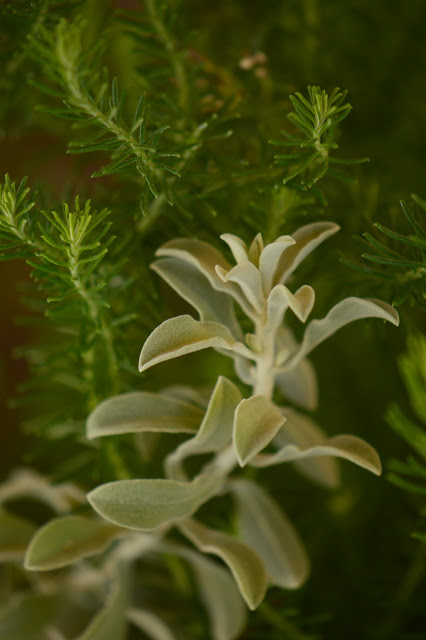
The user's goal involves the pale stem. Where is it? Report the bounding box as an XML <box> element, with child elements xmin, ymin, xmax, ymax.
<box><xmin>252</xmin><ymin>319</ymin><xmax>276</xmax><ymax>401</ymax></box>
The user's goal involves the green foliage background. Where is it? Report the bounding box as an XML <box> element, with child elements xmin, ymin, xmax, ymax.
<box><xmin>0</xmin><ymin>0</ymin><xmax>425</xmax><ymax>638</ymax></box>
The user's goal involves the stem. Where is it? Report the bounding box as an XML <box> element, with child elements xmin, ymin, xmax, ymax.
<box><xmin>252</xmin><ymin>320</ymin><xmax>276</xmax><ymax>401</ymax></box>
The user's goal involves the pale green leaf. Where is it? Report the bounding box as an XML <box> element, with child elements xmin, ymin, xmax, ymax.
<box><xmin>233</xmin><ymin>396</ymin><xmax>286</xmax><ymax>466</ymax></box>
<box><xmin>139</xmin><ymin>315</ymin><xmax>252</xmax><ymax>373</ymax></box>
<box><xmin>220</xmin><ymin>233</ymin><xmax>248</xmax><ymax>264</ymax></box>
<box><xmin>274</xmin><ymin>222</ymin><xmax>340</xmax><ymax>285</ymax></box>
<box><xmin>258</xmin><ymin>235</ymin><xmax>296</xmax><ymax>293</ymax></box>
<box><xmin>247</xmin><ymin>233</ymin><xmax>264</xmax><ymax>265</ymax></box>
<box><xmin>156</xmin><ymin>239</ymin><xmax>255</xmax><ymax>318</ymax></box>
<box><xmin>216</xmin><ymin>261</ymin><xmax>265</xmax><ymax>315</ymax></box>
<box><xmin>251</xmin><ymin>408</ymin><xmax>381</xmax><ymax>478</ymax></box>
<box><xmin>282</xmin><ymin>297</ymin><xmax>400</xmax><ymax>370</ymax></box>
<box><xmin>0</xmin><ymin>592</ymin><xmax>59</xmax><ymax>640</ymax></box>
<box><xmin>231</xmin><ymin>480</ymin><xmax>310</xmax><ymax>588</ymax></box>
<box><xmin>75</xmin><ymin>576</ymin><xmax>126</xmax><ymax>640</ymax></box>
<box><xmin>275</xmin><ymin>357</ymin><xmax>318</xmax><ymax>411</ymax></box>
<box><xmin>152</xmin><ymin>257</ymin><xmax>242</xmax><ymax>338</ymax></box>
<box><xmin>180</xmin><ymin>518</ymin><xmax>267</xmax><ymax>610</ymax></box>
<box><xmin>0</xmin><ymin>512</ymin><xmax>37</xmax><ymax>561</ymax></box>
<box><xmin>160</xmin><ymin>384</ymin><xmax>211</xmax><ymax>409</ymax></box>
<box><xmin>267</xmin><ymin>284</ymin><xmax>315</xmax><ymax>332</ymax></box>
<box><xmin>88</xmin><ymin>472</ymin><xmax>223</xmax><ymax>531</ymax></box>
<box><xmin>166</xmin><ymin>376</ymin><xmax>242</xmax><ymax>480</ymax></box>
<box><xmin>87</xmin><ymin>391</ymin><xmax>204</xmax><ymax>439</ymax></box>
<box><xmin>127</xmin><ymin>608</ymin><xmax>176</xmax><ymax>640</ymax></box>
<box><xmin>24</xmin><ymin>516</ymin><xmax>123</xmax><ymax>571</ymax></box>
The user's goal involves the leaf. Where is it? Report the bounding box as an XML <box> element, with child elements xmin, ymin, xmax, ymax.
<box><xmin>24</xmin><ymin>516</ymin><xmax>123</xmax><ymax>571</ymax></box>
<box><xmin>233</xmin><ymin>396</ymin><xmax>286</xmax><ymax>466</ymax></box>
<box><xmin>231</xmin><ymin>480</ymin><xmax>310</xmax><ymax>588</ymax></box>
<box><xmin>220</xmin><ymin>234</ymin><xmax>249</xmax><ymax>264</ymax></box>
<box><xmin>183</xmin><ymin>551</ymin><xmax>247</xmax><ymax>640</ymax></box>
<box><xmin>267</xmin><ymin>284</ymin><xmax>315</xmax><ymax>332</ymax></box>
<box><xmin>273</xmin><ymin>222</ymin><xmax>340</xmax><ymax>285</ymax></box>
<box><xmin>152</xmin><ymin>257</ymin><xmax>243</xmax><ymax>338</ymax></box>
<box><xmin>258</xmin><ymin>235</ymin><xmax>296</xmax><ymax>293</ymax></box>
<box><xmin>88</xmin><ymin>472</ymin><xmax>223</xmax><ymax>531</ymax></box>
<box><xmin>166</xmin><ymin>376</ymin><xmax>242</xmax><ymax>480</ymax></box>
<box><xmin>75</xmin><ymin>575</ymin><xmax>126</xmax><ymax>640</ymax></box>
<box><xmin>251</xmin><ymin>408</ymin><xmax>381</xmax><ymax>479</ymax></box>
<box><xmin>0</xmin><ymin>592</ymin><xmax>59</xmax><ymax>640</ymax></box>
<box><xmin>283</xmin><ymin>297</ymin><xmax>399</xmax><ymax>369</ymax></box>
<box><xmin>0</xmin><ymin>512</ymin><xmax>37</xmax><ymax>561</ymax></box>
<box><xmin>127</xmin><ymin>608</ymin><xmax>176</xmax><ymax>640</ymax></box>
<box><xmin>156</xmin><ymin>239</ymin><xmax>255</xmax><ymax>317</ymax></box>
<box><xmin>275</xmin><ymin>357</ymin><xmax>318</xmax><ymax>411</ymax></box>
<box><xmin>87</xmin><ymin>391</ymin><xmax>204</xmax><ymax>440</ymax></box>
<box><xmin>216</xmin><ymin>261</ymin><xmax>265</xmax><ymax>314</ymax></box>
<box><xmin>139</xmin><ymin>315</ymin><xmax>252</xmax><ymax>373</ymax></box>
<box><xmin>180</xmin><ymin>518</ymin><xmax>267</xmax><ymax>610</ymax></box>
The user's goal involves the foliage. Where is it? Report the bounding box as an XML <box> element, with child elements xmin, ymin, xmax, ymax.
<box><xmin>0</xmin><ymin>0</ymin><xmax>425</xmax><ymax>638</ymax></box>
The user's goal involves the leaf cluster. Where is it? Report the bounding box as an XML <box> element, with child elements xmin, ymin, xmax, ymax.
<box><xmin>269</xmin><ymin>86</ymin><xmax>368</xmax><ymax>191</ymax></box>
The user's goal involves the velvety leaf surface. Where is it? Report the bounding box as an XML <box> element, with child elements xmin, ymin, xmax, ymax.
<box><xmin>87</xmin><ymin>391</ymin><xmax>204</xmax><ymax>439</ymax></box>
<box><xmin>231</xmin><ymin>480</ymin><xmax>310</xmax><ymax>588</ymax></box>
<box><xmin>180</xmin><ymin>518</ymin><xmax>267</xmax><ymax>610</ymax></box>
<box><xmin>233</xmin><ymin>395</ymin><xmax>286</xmax><ymax>466</ymax></box>
<box><xmin>88</xmin><ymin>473</ymin><xmax>222</xmax><ymax>531</ymax></box>
<box><xmin>139</xmin><ymin>315</ymin><xmax>249</xmax><ymax>373</ymax></box>
<box><xmin>25</xmin><ymin>515</ymin><xmax>123</xmax><ymax>570</ymax></box>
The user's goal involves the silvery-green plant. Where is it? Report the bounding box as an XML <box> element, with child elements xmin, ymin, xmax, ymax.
<box><xmin>68</xmin><ymin>222</ymin><xmax>400</xmax><ymax>615</ymax></box>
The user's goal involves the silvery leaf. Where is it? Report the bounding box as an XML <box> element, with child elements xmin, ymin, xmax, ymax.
<box><xmin>24</xmin><ymin>516</ymin><xmax>123</xmax><ymax>571</ymax></box>
<box><xmin>166</xmin><ymin>376</ymin><xmax>242</xmax><ymax>480</ymax></box>
<box><xmin>180</xmin><ymin>518</ymin><xmax>267</xmax><ymax>610</ymax></box>
<box><xmin>251</xmin><ymin>408</ymin><xmax>381</xmax><ymax>478</ymax></box>
<box><xmin>274</xmin><ymin>221</ymin><xmax>340</xmax><ymax>285</ymax></box>
<box><xmin>156</xmin><ymin>239</ymin><xmax>253</xmax><ymax>317</ymax></box>
<box><xmin>152</xmin><ymin>257</ymin><xmax>242</xmax><ymax>339</ymax></box>
<box><xmin>160</xmin><ymin>385</ymin><xmax>211</xmax><ymax>409</ymax></box>
<box><xmin>139</xmin><ymin>315</ymin><xmax>253</xmax><ymax>373</ymax></box>
<box><xmin>220</xmin><ymin>233</ymin><xmax>248</xmax><ymax>264</ymax></box>
<box><xmin>247</xmin><ymin>233</ymin><xmax>264</xmax><ymax>265</ymax></box>
<box><xmin>88</xmin><ymin>472</ymin><xmax>223</xmax><ymax>531</ymax></box>
<box><xmin>231</xmin><ymin>479</ymin><xmax>310</xmax><ymax>588</ymax></box>
<box><xmin>87</xmin><ymin>391</ymin><xmax>204</xmax><ymax>440</ymax></box>
<box><xmin>216</xmin><ymin>261</ymin><xmax>265</xmax><ymax>315</ymax></box>
<box><xmin>0</xmin><ymin>512</ymin><xmax>36</xmax><ymax>562</ymax></box>
<box><xmin>259</xmin><ymin>235</ymin><xmax>296</xmax><ymax>293</ymax></box>
<box><xmin>233</xmin><ymin>396</ymin><xmax>286</xmax><ymax>466</ymax></box>
<box><xmin>281</xmin><ymin>297</ymin><xmax>400</xmax><ymax>370</ymax></box>
<box><xmin>267</xmin><ymin>284</ymin><xmax>315</xmax><ymax>333</ymax></box>
<box><xmin>127</xmin><ymin>608</ymin><xmax>176</xmax><ymax>640</ymax></box>
<box><xmin>275</xmin><ymin>357</ymin><xmax>318</xmax><ymax>410</ymax></box>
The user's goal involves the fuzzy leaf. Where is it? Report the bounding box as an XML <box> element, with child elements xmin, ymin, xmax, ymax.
<box><xmin>87</xmin><ymin>391</ymin><xmax>204</xmax><ymax>439</ymax></box>
<box><xmin>251</xmin><ymin>409</ymin><xmax>381</xmax><ymax>479</ymax></box>
<box><xmin>231</xmin><ymin>480</ymin><xmax>310</xmax><ymax>588</ymax></box>
<box><xmin>216</xmin><ymin>261</ymin><xmax>265</xmax><ymax>314</ymax></box>
<box><xmin>127</xmin><ymin>608</ymin><xmax>176</xmax><ymax>640</ymax></box>
<box><xmin>259</xmin><ymin>235</ymin><xmax>296</xmax><ymax>293</ymax></box>
<box><xmin>75</xmin><ymin>576</ymin><xmax>126</xmax><ymax>640</ymax></box>
<box><xmin>274</xmin><ymin>222</ymin><xmax>340</xmax><ymax>285</ymax></box>
<box><xmin>220</xmin><ymin>234</ymin><xmax>249</xmax><ymax>264</ymax></box>
<box><xmin>152</xmin><ymin>257</ymin><xmax>242</xmax><ymax>338</ymax></box>
<box><xmin>282</xmin><ymin>298</ymin><xmax>399</xmax><ymax>369</ymax></box>
<box><xmin>233</xmin><ymin>396</ymin><xmax>286</xmax><ymax>466</ymax></box>
<box><xmin>0</xmin><ymin>512</ymin><xmax>37</xmax><ymax>561</ymax></box>
<box><xmin>24</xmin><ymin>516</ymin><xmax>122</xmax><ymax>570</ymax></box>
<box><xmin>275</xmin><ymin>358</ymin><xmax>318</xmax><ymax>410</ymax></box>
<box><xmin>267</xmin><ymin>284</ymin><xmax>315</xmax><ymax>332</ymax></box>
<box><xmin>180</xmin><ymin>519</ymin><xmax>267</xmax><ymax>610</ymax></box>
<box><xmin>156</xmin><ymin>239</ymin><xmax>255</xmax><ymax>317</ymax></box>
<box><xmin>166</xmin><ymin>376</ymin><xmax>242</xmax><ymax>480</ymax></box>
<box><xmin>139</xmin><ymin>315</ymin><xmax>251</xmax><ymax>373</ymax></box>
<box><xmin>88</xmin><ymin>473</ymin><xmax>222</xmax><ymax>531</ymax></box>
